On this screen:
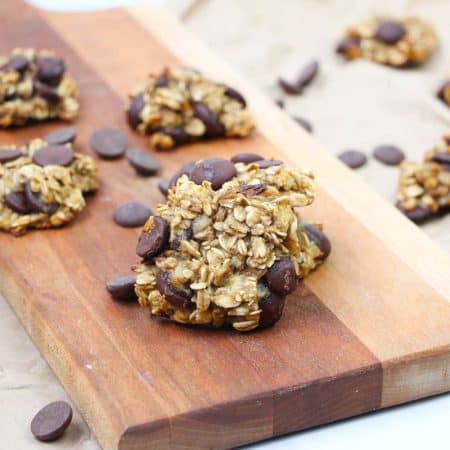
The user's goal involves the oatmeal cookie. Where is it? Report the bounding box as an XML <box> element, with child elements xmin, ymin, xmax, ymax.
<box><xmin>336</xmin><ymin>17</ymin><xmax>437</xmax><ymax>67</ymax></box>
<box><xmin>0</xmin><ymin>48</ymin><xmax>79</xmax><ymax>127</ymax></box>
<box><xmin>133</xmin><ymin>157</ymin><xmax>330</xmax><ymax>331</ymax></box>
<box><xmin>127</xmin><ymin>67</ymin><xmax>253</xmax><ymax>150</ymax></box>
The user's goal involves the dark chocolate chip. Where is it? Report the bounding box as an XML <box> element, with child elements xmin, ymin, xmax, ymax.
<box><xmin>159</xmin><ymin>126</ymin><xmax>191</xmax><ymax>148</ymax></box>
<box><xmin>170</xmin><ymin>227</ymin><xmax>193</xmax><ymax>250</ymax></box>
<box><xmin>36</xmin><ymin>57</ymin><xmax>66</xmax><ymax>86</ymax></box>
<box><xmin>295</xmin><ymin>60</ymin><xmax>319</xmax><ymax>90</ymax></box>
<box><xmin>192</xmin><ymin>102</ymin><xmax>225</xmax><ymax>137</ymax></box>
<box><xmin>168</xmin><ymin>160</ymin><xmax>196</xmax><ymax>188</ymax></box>
<box><xmin>191</xmin><ymin>157</ymin><xmax>237</xmax><ymax>190</ymax></box>
<box><xmin>275</xmin><ymin>98</ymin><xmax>285</xmax><ymax>108</ymax></box>
<box><xmin>126</xmin><ymin>148</ymin><xmax>160</xmax><ymax>176</ymax></box>
<box><xmin>432</xmin><ymin>152</ymin><xmax>450</xmax><ymax>166</ymax></box>
<box><xmin>106</xmin><ymin>275</ymin><xmax>137</xmax><ymax>301</ymax></box>
<box><xmin>24</xmin><ymin>183</ymin><xmax>58</xmax><ymax>214</ymax></box>
<box><xmin>90</xmin><ymin>128</ymin><xmax>127</xmax><ymax>159</ymax></box>
<box><xmin>256</xmin><ymin>159</ymin><xmax>283</xmax><ymax>169</ymax></box>
<box><xmin>336</xmin><ymin>36</ymin><xmax>361</xmax><ymax>55</ymax></box>
<box><xmin>397</xmin><ymin>203</ymin><xmax>432</xmax><ymax>223</ymax></box>
<box><xmin>114</xmin><ymin>202</ymin><xmax>151</xmax><ymax>228</ymax></box>
<box><xmin>259</xmin><ymin>291</ymin><xmax>286</xmax><ymax>328</ymax></box>
<box><xmin>4</xmin><ymin>55</ymin><xmax>29</xmax><ymax>73</ymax></box>
<box><xmin>373</xmin><ymin>144</ymin><xmax>405</xmax><ymax>166</ymax></box>
<box><xmin>230</xmin><ymin>152</ymin><xmax>264</xmax><ymax>164</ymax></box>
<box><xmin>30</xmin><ymin>401</ymin><xmax>72</xmax><ymax>442</ymax></box>
<box><xmin>239</xmin><ymin>183</ymin><xmax>267</xmax><ymax>197</ymax></box>
<box><xmin>338</xmin><ymin>150</ymin><xmax>367</xmax><ymax>169</ymax></box>
<box><xmin>32</xmin><ymin>145</ymin><xmax>74</xmax><ymax>167</ymax></box>
<box><xmin>127</xmin><ymin>94</ymin><xmax>145</xmax><ymax>129</ymax></box>
<box><xmin>44</xmin><ymin>127</ymin><xmax>77</xmax><ymax>145</ymax></box>
<box><xmin>278</xmin><ymin>78</ymin><xmax>302</xmax><ymax>95</ymax></box>
<box><xmin>375</xmin><ymin>21</ymin><xmax>406</xmax><ymax>45</ymax></box>
<box><xmin>5</xmin><ymin>190</ymin><xmax>31</xmax><ymax>214</ymax></box>
<box><xmin>292</xmin><ymin>116</ymin><xmax>313</xmax><ymax>133</ymax></box>
<box><xmin>155</xmin><ymin>74</ymin><xmax>169</xmax><ymax>88</ymax></box>
<box><xmin>224</xmin><ymin>85</ymin><xmax>246</xmax><ymax>106</ymax></box>
<box><xmin>158</xmin><ymin>179</ymin><xmax>170</xmax><ymax>196</ymax></box>
<box><xmin>265</xmin><ymin>256</ymin><xmax>299</xmax><ymax>296</ymax></box>
<box><xmin>437</xmin><ymin>81</ymin><xmax>450</xmax><ymax>103</ymax></box>
<box><xmin>303</xmin><ymin>224</ymin><xmax>331</xmax><ymax>259</ymax></box>
<box><xmin>136</xmin><ymin>216</ymin><xmax>170</xmax><ymax>259</ymax></box>
<box><xmin>34</xmin><ymin>81</ymin><xmax>60</xmax><ymax>102</ymax></box>
<box><xmin>0</xmin><ymin>148</ymin><xmax>22</xmax><ymax>164</ymax></box>
<box><xmin>156</xmin><ymin>271</ymin><xmax>191</xmax><ymax>309</ymax></box>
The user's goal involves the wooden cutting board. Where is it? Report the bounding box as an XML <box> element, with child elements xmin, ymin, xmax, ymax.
<box><xmin>1</xmin><ymin>2</ymin><xmax>450</xmax><ymax>449</ymax></box>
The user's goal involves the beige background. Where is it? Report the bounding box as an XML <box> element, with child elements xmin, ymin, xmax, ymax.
<box><xmin>1</xmin><ymin>0</ymin><xmax>449</xmax><ymax>448</ymax></box>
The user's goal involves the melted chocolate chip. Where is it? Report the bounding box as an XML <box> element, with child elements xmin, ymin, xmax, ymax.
<box><xmin>5</xmin><ymin>190</ymin><xmax>30</xmax><ymax>214</ymax></box>
<box><xmin>265</xmin><ymin>256</ymin><xmax>299</xmax><ymax>296</ymax></box>
<box><xmin>192</xmin><ymin>102</ymin><xmax>225</xmax><ymax>137</ymax></box>
<box><xmin>36</xmin><ymin>57</ymin><xmax>66</xmax><ymax>86</ymax></box>
<box><xmin>239</xmin><ymin>183</ymin><xmax>267</xmax><ymax>197</ymax></box>
<box><xmin>230</xmin><ymin>153</ymin><xmax>264</xmax><ymax>164</ymax></box>
<box><xmin>156</xmin><ymin>271</ymin><xmax>191</xmax><ymax>309</ymax></box>
<box><xmin>303</xmin><ymin>224</ymin><xmax>331</xmax><ymax>260</ymax></box>
<box><xmin>136</xmin><ymin>216</ymin><xmax>170</xmax><ymax>259</ymax></box>
<box><xmin>259</xmin><ymin>291</ymin><xmax>286</xmax><ymax>328</ymax></box>
<box><xmin>224</xmin><ymin>85</ymin><xmax>246</xmax><ymax>106</ymax></box>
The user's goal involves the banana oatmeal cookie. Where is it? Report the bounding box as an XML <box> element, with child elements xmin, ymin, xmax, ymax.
<box><xmin>0</xmin><ymin>48</ymin><xmax>79</xmax><ymax>127</ymax></box>
<box><xmin>336</xmin><ymin>17</ymin><xmax>437</xmax><ymax>67</ymax></box>
<box><xmin>127</xmin><ymin>67</ymin><xmax>253</xmax><ymax>150</ymax></box>
<box><xmin>397</xmin><ymin>136</ymin><xmax>450</xmax><ymax>222</ymax></box>
<box><xmin>133</xmin><ymin>156</ymin><xmax>330</xmax><ymax>331</ymax></box>
<box><xmin>0</xmin><ymin>138</ymin><xmax>97</xmax><ymax>235</ymax></box>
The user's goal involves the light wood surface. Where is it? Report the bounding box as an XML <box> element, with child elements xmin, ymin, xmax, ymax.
<box><xmin>1</xmin><ymin>2</ymin><xmax>450</xmax><ymax>449</ymax></box>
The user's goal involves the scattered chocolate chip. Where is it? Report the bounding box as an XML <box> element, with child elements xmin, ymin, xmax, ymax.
<box><xmin>437</xmin><ymin>81</ymin><xmax>450</xmax><ymax>103</ymax></box>
<box><xmin>259</xmin><ymin>291</ymin><xmax>286</xmax><ymax>328</ymax></box>
<box><xmin>114</xmin><ymin>202</ymin><xmax>151</xmax><ymax>228</ymax></box>
<box><xmin>191</xmin><ymin>157</ymin><xmax>237</xmax><ymax>190</ymax></box>
<box><xmin>432</xmin><ymin>152</ymin><xmax>450</xmax><ymax>166</ymax></box>
<box><xmin>265</xmin><ymin>256</ymin><xmax>299</xmax><ymax>296</ymax></box>
<box><xmin>30</xmin><ymin>401</ymin><xmax>72</xmax><ymax>442</ymax></box>
<box><xmin>224</xmin><ymin>85</ymin><xmax>246</xmax><ymax>106</ymax></box>
<box><xmin>106</xmin><ymin>275</ymin><xmax>137</xmax><ymax>301</ymax></box>
<box><xmin>292</xmin><ymin>116</ymin><xmax>313</xmax><ymax>133</ymax></box>
<box><xmin>36</xmin><ymin>57</ymin><xmax>65</xmax><ymax>86</ymax></box>
<box><xmin>256</xmin><ymin>159</ymin><xmax>283</xmax><ymax>169</ymax></box>
<box><xmin>375</xmin><ymin>21</ymin><xmax>406</xmax><ymax>45</ymax></box>
<box><xmin>278</xmin><ymin>60</ymin><xmax>319</xmax><ymax>95</ymax></box>
<box><xmin>192</xmin><ymin>102</ymin><xmax>225</xmax><ymax>137</ymax></box>
<box><xmin>155</xmin><ymin>74</ymin><xmax>169</xmax><ymax>88</ymax></box>
<box><xmin>126</xmin><ymin>148</ymin><xmax>160</xmax><ymax>176</ymax></box>
<box><xmin>136</xmin><ymin>216</ymin><xmax>170</xmax><ymax>259</ymax></box>
<box><xmin>32</xmin><ymin>145</ymin><xmax>74</xmax><ymax>167</ymax></box>
<box><xmin>90</xmin><ymin>128</ymin><xmax>127</xmax><ymax>159</ymax></box>
<box><xmin>230</xmin><ymin>152</ymin><xmax>264</xmax><ymax>164</ymax></box>
<box><xmin>44</xmin><ymin>127</ymin><xmax>77</xmax><ymax>145</ymax></box>
<box><xmin>303</xmin><ymin>224</ymin><xmax>331</xmax><ymax>260</ymax></box>
<box><xmin>34</xmin><ymin>81</ymin><xmax>60</xmax><ymax>102</ymax></box>
<box><xmin>127</xmin><ymin>94</ymin><xmax>145</xmax><ymax>129</ymax></box>
<box><xmin>168</xmin><ymin>160</ymin><xmax>196</xmax><ymax>188</ymax></box>
<box><xmin>373</xmin><ymin>145</ymin><xmax>405</xmax><ymax>166</ymax></box>
<box><xmin>275</xmin><ymin>98</ymin><xmax>285</xmax><ymax>108</ymax></box>
<box><xmin>5</xmin><ymin>190</ymin><xmax>31</xmax><ymax>214</ymax></box>
<box><xmin>24</xmin><ymin>183</ymin><xmax>58</xmax><ymax>214</ymax></box>
<box><xmin>158</xmin><ymin>179</ymin><xmax>170</xmax><ymax>196</ymax></box>
<box><xmin>156</xmin><ymin>271</ymin><xmax>191</xmax><ymax>309</ymax></box>
<box><xmin>239</xmin><ymin>183</ymin><xmax>267</xmax><ymax>197</ymax></box>
<box><xmin>0</xmin><ymin>148</ymin><xmax>22</xmax><ymax>164</ymax></box>
<box><xmin>397</xmin><ymin>203</ymin><xmax>431</xmax><ymax>223</ymax></box>
<box><xmin>338</xmin><ymin>150</ymin><xmax>367</xmax><ymax>169</ymax></box>
<box><xmin>160</xmin><ymin>126</ymin><xmax>191</xmax><ymax>147</ymax></box>
<box><xmin>278</xmin><ymin>78</ymin><xmax>301</xmax><ymax>95</ymax></box>
<box><xmin>4</xmin><ymin>55</ymin><xmax>29</xmax><ymax>73</ymax></box>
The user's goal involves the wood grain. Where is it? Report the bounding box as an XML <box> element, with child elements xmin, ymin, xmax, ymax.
<box><xmin>0</xmin><ymin>2</ymin><xmax>449</xmax><ymax>450</ymax></box>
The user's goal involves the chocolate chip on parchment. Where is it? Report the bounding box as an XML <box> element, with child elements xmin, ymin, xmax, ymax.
<box><xmin>36</xmin><ymin>57</ymin><xmax>66</xmax><ymax>86</ymax></box>
<box><xmin>168</xmin><ymin>160</ymin><xmax>196</xmax><ymax>188</ymax></box>
<box><xmin>375</xmin><ymin>21</ymin><xmax>406</xmax><ymax>45</ymax></box>
<box><xmin>303</xmin><ymin>224</ymin><xmax>331</xmax><ymax>259</ymax></box>
<box><xmin>278</xmin><ymin>60</ymin><xmax>319</xmax><ymax>95</ymax></box>
<box><xmin>24</xmin><ymin>183</ymin><xmax>58</xmax><ymax>215</ymax></box>
<box><xmin>275</xmin><ymin>98</ymin><xmax>285</xmax><ymax>108</ymax></box>
<box><xmin>136</xmin><ymin>216</ymin><xmax>170</xmax><ymax>259</ymax></box>
<box><xmin>32</xmin><ymin>145</ymin><xmax>74</xmax><ymax>167</ymax></box>
<box><xmin>44</xmin><ymin>127</ymin><xmax>77</xmax><ymax>145</ymax></box>
<box><xmin>158</xmin><ymin>179</ymin><xmax>170</xmax><ymax>196</ymax></box>
<box><xmin>398</xmin><ymin>204</ymin><xmax>431</xmax><ymax>223</ymax></box>
<box><xmin>265</xmin><ymin>256</ymin><xmax>299</xmax><ymax>296</ymax></box>
<box><xmin>338</xmin><ymin>150</ymin><xmax>367</xmax><ymax>169</ymax></box>
<box><xmin>230</xmin><ymin>152</ymin><xmax>264</xmax><ymax>164</ymax></box>
<box><xmin>106</xmin><ymin>275</ymin><xmax>137</xmax><ymax>301</ymax></box>
<box><xmin>126</xmin><ymin>148</ymin><xmax>160</xmax><ymax>176</ymax></box>
<box><xmin>259</xmin><ymin>291</ymin><xmax>286</xmax><ymax>328</ymax></box>
<box><xmin>292</xmin><ymin>116</ymin><xmax>313</xmax><ymax>133</ymax></box>
<box><xmin>30</xmin><ymin>401</ymin><xmax>72</xmax><ymax>442</ymax></box>
<box><xmin>4</xmin><ymin>55</ymin><xmax>29</xmax><ymax>73</ymax></box>
<box><xmin>239</xmin><ymin>183</ymin><xmax>267</xmax><ymax>197</ymax></box>
<box><xmin>90</xmin><ymin>128</ymin><xmax>127</xmax><ymax>159</ymax></box>
<box><xmin>373</xmin><ymin>145</ymin><xmax>405</xmax><ymax>166</ymax></box>
<box><xmin>191</xmin><ymin>157</ymin><xmax>237</xmax><ymax>190</ymax></box>
<box><xmin>127</xmin><ymin>94</ymin><xmax>145</xmax><ymax>129</ymax></box>
<box><xmin>256</xmin><ymin>159</ymin><xmax>283</xmax><ymax>169</ymax></box>
<box><xmin>192</xmin><ymin>102</ymin><xmax>225</xmax><ymax>137</ymax></box>
<box><xmin>114</xmin><ymin>202</ymin><xmax>151</xmax><ymax>228</ymax></box>
<box><xmin>5</xmin><ymin>190</ymin><xmax>31</xmax><ymax>214</ymax></box>
<box><xmin>224</xmin><ymin>85</ymin><xmax>246</xmax><ymax>106</ymax></box>
<box><xmin>156</xmin><ymin>271</ymin><xmax>191</xmax><ymax>309</ymax></box>
<box><xmin>34</xmin><ymin>81</ymin><xmax>60</xmax><ymax>102</ymax></box>
<box><xmin>0</xmin><ymin>148</ymin><xmax>22</xmax><ymax>164</ymax></box>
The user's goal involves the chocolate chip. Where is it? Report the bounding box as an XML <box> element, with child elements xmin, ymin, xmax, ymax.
<box><xmin>432</xmin><ymin>152</ymin><xmax>450</xmax><ymax>166</ymax></box>
<box><xmin>0</xmin><ymin>148</ymin><xmax>22</xmax><ymax>163</ymax></box>
<box><xmin>155</xmin><ymin>74</ymin><xmax>169</xmax><ymax>88</ymax></box>
<box><xmin>191</xmin><ymin>157</ymin><xmax>237</xmax><ymax>190</ymax></box>
<box><xmin>256</xmin><ymin>159</ymin><xmax>283</xmax><ymax>169</ymax></box>
<box><xmin>338</xmin><ymin>150</ymin><xmax>367</xmax><ymax>169</ymax></box>
<box><xmin>336</xmin><ymin>36</ymin><xmax>361</xmax><ymax>55</ymax></box>
<box><xmin>32</xmin><ymin>145</ymin><xmax>74</xmax><ymax>167</ymax></box>
<box><xmin>5</xmin><ymin>190</ymin><xmax>31</xmax><ymax>214</ymax></box>
<box><xmin>114</xmin><ymin>202</ymin><xmax>151</xmax><ymax>228</ymax></box>
<box><xmin>292</xmin><ymin>116</ymin><xmax>313</xmax><ymax>133</ymax></box>
<box><xmin>34</xmin><ymin>81</ymin><xmax>60</xmax><ymax>102</ymax></box>
<box><xmin>278</xmin><ymin>60</ymin><xmax>319</xmax><ymax>95</ymax></box>
<box><xmin>259</xmin><ymin>291</ymin><xmax>286</xmax><ymax>328</ymax></box>
<box><xmin>90</xmin><ymin>128</ymin><xmax>127</xmax><ymax>159</ymax></box>
<box><xmin>159</xmin><ymin>126</ymin><xmax>191</xmax><ymax>147</ymax></box>
<box><xmin>36</xmin><ymin>57</ymin><xmax>65</xmax><ymax>86</ymax></box>
<box><xmin>127</xmin><ymin>94</ymin><xmax>145</xmax><ymax>129</ymax></box>
<box><xmin>375</xmin><ymin>21</ymin><xmax>406</xmax><ymax>45</ymax></box>
<box><xmin>373</xmin><ymin>145</ymin><xmax>405</xmax><ymax>166</ymax></box>
<box><xmin>230</xmin><ymin>152</ymin><xmax>264</xmax><ymax>164</ymax></box>
<box><xmin>158</xmin><ymin>179</ymin><xmax>170</xmax><ymax>196</ymax></box>
<box><xmin>278</xmin><ymin>78</ymin><xmax>302</xmax><ymax>95</ymax></box>
<box><xmin>106</xmin><ymin>275</ymin><xmax>137</xmax><ymax>301</ymax></box>
<box><xmin>126</xmin><ymin>148</ymin><xmax>160</xmax><ymax>176</ymax></box>
<box><xmin>239</xmin><ymin>183</ymin><xmax>267</xmax><ymax>196</ymax></box>
<box><xmin>168</xmin><ymin>160</ymin><xmax>196</xmax><ymax>188</ymax></box>
<box><xmin>24</xmin><ymin>183</ymin><xmax>58</xmax><ymax>214</ymax></box>
<box><xmin>192</xmin><ymin>102</ymin><xmax>225</xmax><ymax>137</ymax></box>
<box><xmin>31</xmin><ymin>401</ymin><xmax>72</xmax><ymax>442</ymax></box>
<box><xmin>44</xmin><ymin>127</ymin><xmax>77</xmax><ymax>145</ymax></box>
<box><xmin>303</xmin><ymin>224</ymin><xmax>331</xmax><ymax>259</ymax></box>
<box><xmin>437</xmin><ymin>81</ymin><xmax>450</xmax><ymax>103</ymax></box>
<box><xmin>397</xmin><ymin>203</ymin><xmax>431</xmax><ymax>223</ymax></box>
<box><xmin>265</xmin><ymin>256</ymin><xmax>299</xmax><ymax>296</ymax></box>
<box><xmin>4</xmin><ymin>55</ymin><xmax>29</xmax><ymax>73</ymax></box>
<box><xmin>224</xmin><ymin>85</ymin><xmax>246</xmax><ymax>106</ymax></box>
<box><xmin>275</xmin><ymin>98</ymin><xmax>285</xmax><ymax>108</ymax></box>
<box><xmin>136</xmin><ymin>216</ymin><xmax>170</xmax><ymax>259</ymax></box>
<box><xmin>156</xmin><ymin>271</ymin><xmax>191</xmax><ymax>309</ymax></box>
<box><xmin>170</xmin><ymin>227</ymin><xmax>193</xmax><ymax>250</ymax></box>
